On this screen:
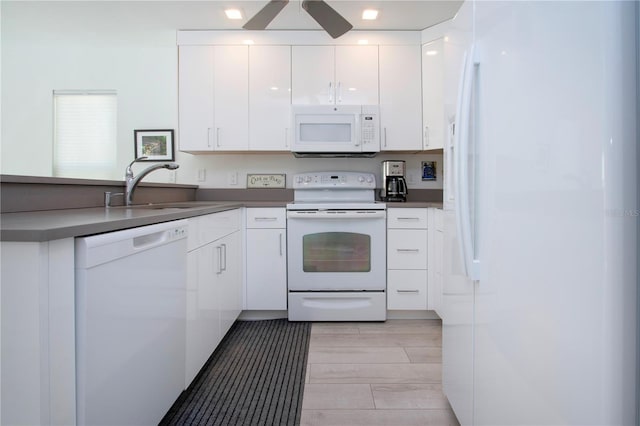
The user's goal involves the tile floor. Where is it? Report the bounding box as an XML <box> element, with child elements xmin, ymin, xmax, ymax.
<box><xmin>300</xmin><ymin>319</ymin><xmax>460</xmax><ymax>426</ymax></box>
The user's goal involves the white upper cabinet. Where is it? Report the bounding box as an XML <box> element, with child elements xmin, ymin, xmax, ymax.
<box><xmin>178</xmin><ymin>45</ymin><xmax>214</xmax><ymax>152</ymax></box>
<box><xmin>213</xmin><ymin>45</ymin><xmax>249</xmax><ymax>151</ymax></box>
<box><xmin>292</xmin><ymin>45</ymin><xmax>379</xmax><ymax>105</ymax></box>
<box><xmin>249</xmin><ymin>45</ymin><xmax>291</xmax><ymax>151</ymax></box>
<box><xmin>178</xmin><ymin>45</ymin><xmax>249</xmax><ymax>152</ymax></box>
<box><xmin>334</xmin><ymin>45</ymin><xmax>379</xmax><ymax>104</ymax></box>
<box><xmin>379</xmin><ymin>45</ymin><xmax>423</xmax><ymax>151</ymax></box>
<box><xmin>421</xmin><ymin>38</ymin><xmax>445</xmax><ymax>150</ymax></box>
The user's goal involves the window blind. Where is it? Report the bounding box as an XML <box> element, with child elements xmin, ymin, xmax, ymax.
<box><xmin>53</xmin><ymin>91</ymin><xmax>117</xmax><ymax>179</ymax></box>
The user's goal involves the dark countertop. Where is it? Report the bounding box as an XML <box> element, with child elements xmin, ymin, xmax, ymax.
<box><xmin>1</xmin><ymin>200</ymin><xmax>443</xmax><ymax>242</ymax></box>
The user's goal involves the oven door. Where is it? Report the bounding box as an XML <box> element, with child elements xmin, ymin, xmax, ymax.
<box><xmin>287</xmin><ymin>209</ymin><xmax>386</xmax><ymax>291</ymax></box>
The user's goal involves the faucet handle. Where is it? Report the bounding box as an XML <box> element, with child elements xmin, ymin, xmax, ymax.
<box><xmin>104</xmin><ymin>191</ymin><xmax>124</xmax><ymax>208</ymax></box>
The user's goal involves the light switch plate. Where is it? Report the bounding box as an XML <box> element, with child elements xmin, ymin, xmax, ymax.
<box><xmin>246</xmin><ymin>174</ymin><xmax>286</xmax><ymax>188</ymax></box>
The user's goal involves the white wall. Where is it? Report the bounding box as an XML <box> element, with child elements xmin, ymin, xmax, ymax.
<box><xmin>1</xmin><ymin>1</ymin><xmax>443</xmax><ymax>190</ymax></box>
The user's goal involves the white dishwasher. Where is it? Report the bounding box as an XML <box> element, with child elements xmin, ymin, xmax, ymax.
<box><xmin>75</xmin><ymin>220</ymin><xmax>188</xmax><ymax>426</ymax></box>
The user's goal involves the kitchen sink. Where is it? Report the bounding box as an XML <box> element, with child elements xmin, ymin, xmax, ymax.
<box><xmin>113</xmin><ymin>202</ymin><xmax>228</xmax><ymax>210</ymax></box>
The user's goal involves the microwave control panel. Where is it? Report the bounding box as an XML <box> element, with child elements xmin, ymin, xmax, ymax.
<box><xmin>361</xmin><ymin>114</ymin><xmax>378</xmax><ymax>147</ymax></box>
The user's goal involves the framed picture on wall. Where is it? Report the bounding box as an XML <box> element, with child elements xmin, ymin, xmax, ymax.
<box><xmin>134</xmin><ymin>129</ymin><xmax>175</xmax><ymax>161</ymax></box>
<box><xmin>421</xmin><ymin>161</ymin><xmax>437</xmax><ymax>181</ymax></box>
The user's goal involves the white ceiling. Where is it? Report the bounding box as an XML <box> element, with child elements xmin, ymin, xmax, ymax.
<box><xmin>207</xmin><ymin>1</ymin><xmax>462</xmax><ymax>32</ymax></box>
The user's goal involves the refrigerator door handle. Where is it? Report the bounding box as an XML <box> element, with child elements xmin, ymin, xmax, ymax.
<box><xmin>454</xmin><ymin>45</ymin><xmax>481</xmax><ymax>281</ymax></box>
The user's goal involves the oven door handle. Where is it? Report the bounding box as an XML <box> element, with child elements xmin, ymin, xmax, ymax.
<box><xmin>287</xmin><ymin>210</ymin><xmax>386</xmax><ymax>219</ymax></box>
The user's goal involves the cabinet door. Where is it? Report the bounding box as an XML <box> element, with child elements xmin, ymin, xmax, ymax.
<box><xmin>249</xmin><ymin>45</ymin><xmax>291</xmax><ymax>150</ymax></box>
<box><xmin>334</xmin><ymin>45</ymin><xmax>379</xmax><ymax>105</ymax></box>
<box><xmin>185</xmin><ymin>244</ymin><xmax>221</xmax><ymax>387</ymax></box>
<box><xmin>219</xmin><ymin>231</ymin><xmax>242</xmax><ymax>337</ymax></box>
<box><xmin>246</xmin><ymin>228</ymin><xmax>287</xmax><ymax>310</ymax></box>
<box><xmin>429</xmin><ymin>228</ymin><xmax>444</xmax><ymax>313</ymax></box>
<box><xmin>379</xmin><ymin>45</ymin><xmax>423</xmax><ymax>151</ymax></box>
<box><xmin>422</xmin><ymin>38</ymin><xmax>445</xmax><ymax>150</ymax></box>
<box><xmin>291</xmin><ymin>45</ymin><xmax>335</xmax><ymax>105</ymax></box>
<box><xmin>178</xmin><ymin>45</ymin><xmax>214</xmax><ymax>151</ymax></box>
<box><xmin>213</xmin><ymin>45</ymin><xmax>249</xmax><ymax>150</ymax></box>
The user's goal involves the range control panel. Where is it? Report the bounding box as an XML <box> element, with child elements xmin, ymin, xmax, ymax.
<box><xmin>292</xmin><ymin>172</ymin><xmax>376</xmax><ymax>189</ymax></box>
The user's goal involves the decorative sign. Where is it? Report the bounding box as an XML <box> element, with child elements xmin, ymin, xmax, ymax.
<box><xmin>247</xmin><ymin>174</ymin><xmax>286</xmax><ymax>189</ymax></box>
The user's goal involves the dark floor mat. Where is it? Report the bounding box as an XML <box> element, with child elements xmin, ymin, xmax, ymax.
<box><xmin>160</xmin><ymin>319</ymin><xmax>311</xmax><ymax>426</ymax></box>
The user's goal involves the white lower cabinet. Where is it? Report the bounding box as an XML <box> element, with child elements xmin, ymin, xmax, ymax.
<box><xmin>387</xmin><ymin>270</ymin><xmax>428</xmax><ymax>310</ymax></box>
<box><xmin>219</xmin><ymin>231</ymin><xmax>242</xmax><ymax>336</ymax></box>
<box><xmin>185</xmin><ymin>209</ymin><xmax>242</xmax><ymax>387</ymax></box>
<box><xmin>428</xmin><ymin>208</ymin><xmax>444</xmax><ymax>313</ymax></box>
<box><xmin>1</xmin><ymin>239</ymin><xmax>76</xmax><ymax>426</ymax></box>
<box><xmin>387</xmin><ymin>208</ymin><xmax>429</xmax><ymax>310</ymax></box>
<box><xmin>245</xmin><ymin>208</ymin><xmax>287</xmax><ymax>310</ymax></box>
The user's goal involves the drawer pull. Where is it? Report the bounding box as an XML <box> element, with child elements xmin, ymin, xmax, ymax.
<box><xmin>397</xmin><ymin>217</ymin><xmax>421</xmax><ymax>221</ymax></box>
<box><xmin>254</xmin><ymin>217</ymin><xmax>278</xmax><ymax>221</ymax></box>
<box><xmin>396</xmin><ymin>248</ymin><xmax>420</xmax><ymax>253</ymax></box>
<box><xmin>396</xmin><ymin>289</ymin><xmax>420</xmax><ymax>294</ymax></box>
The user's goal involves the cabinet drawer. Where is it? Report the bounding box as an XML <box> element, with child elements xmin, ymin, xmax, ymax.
<box><xmin>387</xmin><ymin>270</ymin><xmax>427</xmax><ymax>310</ymax></box>
<box><xmin>246</xmin><ymin>208</ymin><xmax>286</xmax><ymax>228</ymax></box>
<box><xmin>387</xmin><ymin>208</ymin><xmax>428</xmax><ymax>229</ymax></box>
<box><xmin>387</xmin><ymin>229</ymin><xmax>428</xmax><ymax>269</ymax></box>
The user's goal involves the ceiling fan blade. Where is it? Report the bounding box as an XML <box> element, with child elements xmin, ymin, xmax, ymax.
<box><xmin>243</xmin><ymin>0</ymin><xmax>289</xmax><ymax>30</ymax></box>
<box><xmin>302</xmin><ymin>0</ymin><xmax>353</xmax><ymax>39</ymax></box>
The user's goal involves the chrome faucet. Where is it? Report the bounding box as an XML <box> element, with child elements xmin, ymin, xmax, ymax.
<box><xmin>124</xmin><ymin>156</ymin><xmax>179</xmax><ymax>206</ymax></box>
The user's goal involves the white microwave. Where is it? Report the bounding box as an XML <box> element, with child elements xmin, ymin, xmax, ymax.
<box><xmin>291</xmin><ymin>105</ymin><xmax>380</xmax><ymax>157</ymax></box>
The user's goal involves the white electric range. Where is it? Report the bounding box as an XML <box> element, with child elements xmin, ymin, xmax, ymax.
<box><xmin>286</xmin><ymin>171</ymin><xmax>386</xmax><ymax>321</ymax></box>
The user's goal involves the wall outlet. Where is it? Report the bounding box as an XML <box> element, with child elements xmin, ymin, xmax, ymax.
<box><xmin>228</xmin><ymin>171</ymin><xmax>238</xmax><ymax>185</ymax></box>
<box><xmin>168</xmin><ymin>170</ymin><xmax>177</xmax><ymax>183</ymax></box>
<box><xmin>197</xmin><ymin>168</ymin><xmax>206</xmax><ymax>182</ymax></box>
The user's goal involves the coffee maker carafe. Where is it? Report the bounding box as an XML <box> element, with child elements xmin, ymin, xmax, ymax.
<box><xmin>381</xmin><ymin>160</ymin><xmax>408</xmax><ymax>202</ymax></box>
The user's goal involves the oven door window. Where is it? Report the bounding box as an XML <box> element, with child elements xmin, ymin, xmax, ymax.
<box><xmin>303</xmin><ymin>232</ymin><xmax>371</xmax><ymax>272</ymax></box>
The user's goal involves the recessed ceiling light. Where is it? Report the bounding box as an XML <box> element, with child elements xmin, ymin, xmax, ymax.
<box><xmin>425</xmin><ymin>50</ymin><xmax>439</xmax><ymax>56</ymax></box>
<box><xmin>243</xmin><ymin>39</ymin><xmax>255</xmax><ymax>45</ymax></box>
<box><xmin>357</xmin><ymin>39</ymin><xmax>369</xmax><ymax>45</ymax></box>
<box><xmin>225</xmin><ymin>9</ymin><xmax>243</xmax><ymax>20</ymax></box>
<box><xmin>362</xmin><ymin>9</ymin><xmax>379</xmax><ymax>20</ymax></box>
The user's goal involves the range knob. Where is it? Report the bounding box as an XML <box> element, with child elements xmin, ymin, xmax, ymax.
<box><xmin>358</xmin><ymin>175</ymin><xmax>365</xmax><ymax>183</ymax></box>
<box><xmin>366</xmin><ymin>176</ymin><xmax>374</xmax><ymax>184</ymax></box>
<box><xmin>304</xmin><ymin>176</ymin><xmax>312</xmax><ymax>183</ymax></box>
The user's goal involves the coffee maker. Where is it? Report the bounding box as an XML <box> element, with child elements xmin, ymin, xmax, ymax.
<box><xmin>381</xmin><ymin>160</ymin><xmax>408</xmax><ymax>202</ymax></box>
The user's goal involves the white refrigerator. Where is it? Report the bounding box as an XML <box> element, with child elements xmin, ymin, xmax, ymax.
<box><xmin>440</xmin><ymin>1</ymin><xmax>639</xmax><ymax>425</ymax></box>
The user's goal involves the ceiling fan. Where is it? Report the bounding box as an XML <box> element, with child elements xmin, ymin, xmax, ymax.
<box><xmin>243</xmin><ymin>0</ymin><xmax>353</xmax><ymax>39</ymax></box>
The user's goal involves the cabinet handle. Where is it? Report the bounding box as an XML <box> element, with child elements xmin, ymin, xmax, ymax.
<box><xmin>207</xmin><ymin>127</ymin><xmax>213</xmax><ymax>148</ymax></box>
<box><xmin>384</xmin><ymin>127</ymin><xmax>388</xmax><ymax>148</ymax></box>
<box><xmin>337</xmin><ymin>81</ymin><xmax>342</xmax><ymax>103</ymax></box>
<box><xmin>221</xmin><ymin>243</ymin><xmax>227</xmax><ymax>272</ymax></box>
<box><xmin>328</xmin><ymin>82</ymin><xmax>333</xmax><ymax>103</ymax></box>
<box><xmin>396</xmin><ymin>289</ymin><xmax>420</xmax><ymax>294</ymax></box>
<box><xmin>397</xmin><ymin>248</ymin><xmax>420</xmax><ymax>253</ymax></box>
<box><xmin>284</xmin><ymin>128</ymin><xmax>289</xmax><ymax>148</ymax></box>
<box><xmin>424</xmin><ymin>126</ymin><xmax>430</xmax><ymax>147</ymax></box>
<box><xmin>279</xmin><ymin>233</ymin><xmax>283</xmax><ymax>256</ymax></box>
<box><xmin>397</xmin><ymin>217</ymin><xmax>421</xmax><ymax>221</ymax></box>
<box><xmin>216</xmin><ymin>246</ymin><xmax>223</xmax><ymax>274</ymax></box>
<box><xmin>254</xmin><ymin>217</ymin><xmax>278</xmax><ymax>221</ymax></box>
<box><xmin>216</xmin><ymin>128</ymin><xmax>221</xmax><ymax>148</ymax></box>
